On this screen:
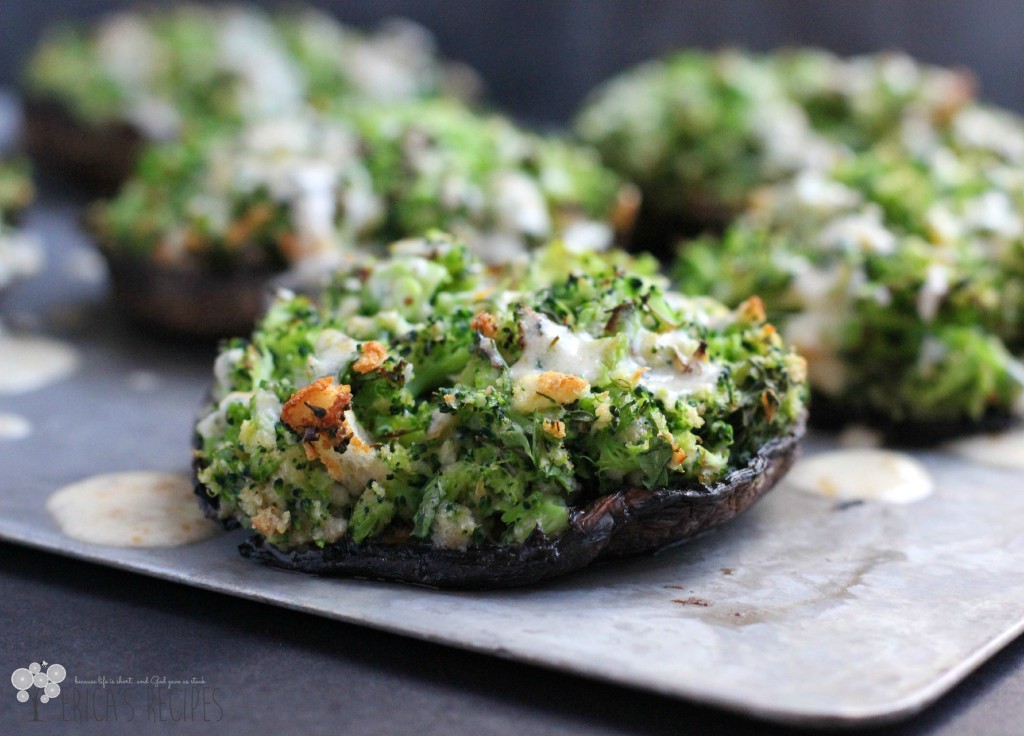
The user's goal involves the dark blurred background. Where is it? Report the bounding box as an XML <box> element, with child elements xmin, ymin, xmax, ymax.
<box><xmin>2</xmin><ymin>0</ymin><xmax>1023</xmax><ymax>126</ymax></box>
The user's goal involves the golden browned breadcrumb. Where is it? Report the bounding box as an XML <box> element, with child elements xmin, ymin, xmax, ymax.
<box><xmin>352</xmin><ymin>341</ymin><xmax>388</xmax><ymax>374</ymax></box>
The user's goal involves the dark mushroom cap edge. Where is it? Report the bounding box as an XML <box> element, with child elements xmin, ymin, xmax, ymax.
<box><xmin>193</xmin><ymin>408</ymin><xmax>807</xmax><ymax>589</ymax></box>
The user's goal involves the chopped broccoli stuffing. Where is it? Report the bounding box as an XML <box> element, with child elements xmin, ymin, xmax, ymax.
<box><xmin>195</xmin><ymin>234</ymin><xmax>807</xmax><ymax>550</ymax></box>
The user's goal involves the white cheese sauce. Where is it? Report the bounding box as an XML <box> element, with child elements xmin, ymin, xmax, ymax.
<box><xmin>953</xmin><ymin>107</ymin><xmax>1024</xmax><ymax>164</ymax></box>
<box><xmin>785</xmin><ymin>449</ymin><xmax>934</xmax><ymax>504</ymax></box>
<box><xmin>509</xmin><ymin>310</ymin><xmax>721</xmax><ymax>404</ymax></box>
<box><xmin>0</xmin><ymin>333</ymin><xmax>80</xmax><ymax>395</ymax></box>
<box><xmin>0</xmin><ymin>413</ymin><xmax>31</xmax><ymax>441</ymax></box>
<box><xmin>46</xmin><ymin>472</ymin><xmax>220</xmax><ymax>547</ymax></box>
<box><xmin>817</xmin><ymin>212</ymin><xmax>896</xmax><ymax>255</ymax></box>
<box><xmin>963</xmin><ymin>190</ymin><xmax>1023</xmax><ymax>239</ymax></box>
<box><xmin>636</xmin><ymin>362</ymin><xmax>720</xmax><ymax>401</ymax></box>
<box><xmin>216</xmin><ymin>9</ymin><xmax>305</xmax><ymax>119</ymax></box>
<box><xmin>945</xmin><ymin>429</ymin><xmax>1024</xmax><ymax>471</ymax></box>
<box><xmin>206</xmin><ymin>115</ymin><xmax>368</xmax><ymax>262</ymax></box>
<box><xmin>779</xmin><ymin>260</ymin><xmax>850</xmax><ymax>396</ymax></box>
<box><xmin>562</xmin><ymin>220</ymin><xmax>613</xmax><ymax>253</ymax></box>
<box><xmin>290</xmin><ymin>164</ymin><xmax>339</xmax><ymax>254</ymax></box>
<box><xmin>625</xmin><ymin>328</ymin><xmax>721</xmax><ymax>403</ymax></box>
<box><xmin>790</xmin><ymin>170</ymin><xmax>860</xmax><ymax>213</ymax></box>
<box><xmin>510</xmin><ymin>311</ymin><xmax>608</xmax><ymax>383</ymax></box>
<box><xmin>916</xmin><ymin>263</ymin><xmax>951</xmax><ymax>322</ymax></box>
<box><xmin>490</xmin><ymin>171</ymin><xmax>551</xmax><ymax>237</ymax></box>
<box><xmin>347</xmin><ymin>19</ymin><xmax>437</xmax><ymax>101</ymax></box>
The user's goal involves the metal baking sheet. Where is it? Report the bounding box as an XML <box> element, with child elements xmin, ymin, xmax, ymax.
<box><xmin>2</xmin><ymin>186</ymin><xmax>1024</xmax><ymax>728</ymax></box>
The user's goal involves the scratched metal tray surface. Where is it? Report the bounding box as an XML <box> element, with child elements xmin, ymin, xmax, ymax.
<box><xmin>3</xmin><ymin>171</ymin><xmax>1024</xmax><ymax>729</ymax></box>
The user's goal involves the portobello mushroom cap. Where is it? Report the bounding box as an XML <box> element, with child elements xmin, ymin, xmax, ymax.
<box><xmin>23</xmin><ymin>97</ymin><xmax>143</xmax><ymax>192</ymax></box>
<box><xmin>809</xmin><ymin>393</ymin><xmax>1020</xmax><ymax>447</ymax></box>
<box><xmin>100</xmin><ymin>248</ymin><xmax>274</xmax><ymax>340</ymax></box>
<box><xmin>194</xmin><ymin>411</ymin><xmax>805</xmax><ymax>589</ymax></box>
<box><xmin>626</xmin><ymin>193</ymin><xmax>736</xmax><ymax>258</ymax></box>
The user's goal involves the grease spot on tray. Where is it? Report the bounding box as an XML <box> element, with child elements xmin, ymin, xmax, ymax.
<box><xmin>946</xmin><ymin>429</ymin><xmax>1024</xmax><ymax>471</ymax></box>
<box><xmin>785</xmin><ymin>449</ymin><xmax>933</xmax><ymax>504</ymax></box>
<box><xmin>46</xmin><ymin>471</ymin><xmax>220</xmax><ymax>547</ymax></box>
<box><xmin>0</xmin><ymin>331</ymin><xmax>80</xmax><ymax>394</ymax></box>
<box><xmin>0</xmin><ymin>412</ymin><xmax>31</xmax><ymax>441</ymax></box>
<box><xmin>126</xmin><ymin>370</ymin><xmax>161</xmax><ymax>393</ymax></box>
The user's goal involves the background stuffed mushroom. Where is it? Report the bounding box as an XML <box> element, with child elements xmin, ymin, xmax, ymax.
<box><xmin>576</xmin><ymin>46</ymin><xmax>1024</xmax><ymax>436</ymax></box>
<box><xmin>87</xmin><ymin>100</ymin><xmax>634</xmax><ymax>337</ymax></box>
<box><xmin>22</xmin><ymin>4</ymin><xmax>478</xmax><ymax>186</ymax></box>
<box><xmin>672</xmin><ymin>105</ymin><xmax>1024</xmax><ymax>434</ymax></box>
<box><xmin>575</xmin><ymin>49</ymin><xmax>973</xmax><ymax>240</ymax></box>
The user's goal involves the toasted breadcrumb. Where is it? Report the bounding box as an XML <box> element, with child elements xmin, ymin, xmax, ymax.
<box><xmin>513</xmin><ymin>371</ymin><xmax>590</xmax><ymax>412</ymax></box>
<box><xmin>593</xmin><ymin>393</ymin><xmax>614</xmax><ymax>431</ymax></box>
<box><xmin>542</xmin><ymin>418</ymin><xmax>567</xmax><ymax>439</ymax></box>
<box><xmin>469</xmin><ymin>311</ymin><xmax>499</xmax><ymax>338</ymax></box>
<box><xmin>352</xmin><ymin>341</ymin><xmax>388</xmax><ymax>373</ymax></box>
<box><xmin>659</xmin><ymin>431</ymin><xmax>688</xmax><ymax>468</ymax></box>
<box><xmin>251</xmin><ymin>506</ymin><xmax>291</xmax><ymax>537</ymax></box>
<box><xmin>737</xmin><ymin>296</ymin><xmax>766</xmax><ymax>324</ymax></box>
<box><xmin>281</xmin><ymin>376</ymin><xmax>352</xmax><ymax>435</ymax></box>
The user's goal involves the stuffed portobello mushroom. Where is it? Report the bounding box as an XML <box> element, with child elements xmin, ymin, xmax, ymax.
<box><xmin>89</xmin><ymin>101</ymin><xmax>634</xmax><ymax>337</ymax></box>
<box><xmin>576</xmin><ymin>48</ymin><xmax>972</xmax><ymax>242</ymax></box>
<box><xmin>0</xmin><ymin>160</ymin><xmax>42</xmax><ymax>297</ymax></box>
<box><xmin>673</xmin><ymin>106</ymin><xmax>1024</xmax><ymax>437</ymax></box>
<box><xmin>22</xmin><ymin>4</ymin><xmax>477</xmax><ymax>187</ymax></box>
<box><xmin>192</xmin><ymin>234</ymin><xmax>808</xmax><ymax>588</ymax></box>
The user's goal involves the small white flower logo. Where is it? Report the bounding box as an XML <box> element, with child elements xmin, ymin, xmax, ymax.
<box><xmin>11</xmin><ymin>662</ymin><xmax>65</xmax><ymax>721</ymax></box>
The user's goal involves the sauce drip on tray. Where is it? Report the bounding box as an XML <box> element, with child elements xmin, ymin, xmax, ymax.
<box><xmin>785</xmin><ymin>449</ymin><xmax>934</xmax><ymax>504</ymax></box>
<box><xmin>47</xmin><ymin>472</ymin><xmax>221</xmax><ymax>547</ymax></box>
